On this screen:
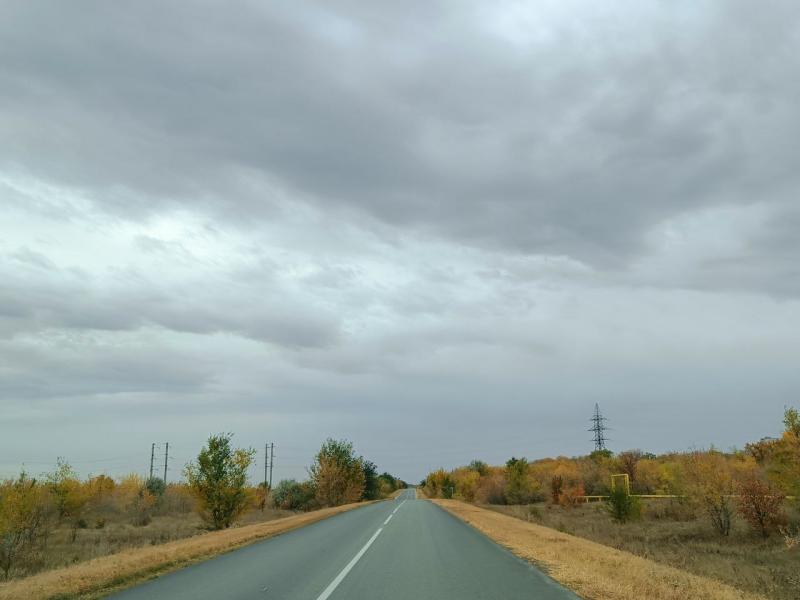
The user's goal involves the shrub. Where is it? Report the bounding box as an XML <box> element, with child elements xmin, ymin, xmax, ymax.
<box><xmin>271</xmin><ymin>479</ymin><xmax>316</xmax><ymax>510</ymax></box>
<box><xmin>475</xmin><ymin>473</ymin><xmax>506</xmax><ymax>504</ymax></box>
<box><xmin>184</xmin><ymin>433</ymin><xmax>256</xmax><ymax>529</ymax></box>
<box><xmin>560</xmin><ymin>483</ymin><xmax>586</xmax><ymax>508</ymax></box>
<box><xmin>145</xmin><ymin>477</ymin><xmax>166</xmax><ymax>498</ymax></box>
<box><xmin>451</xmin><ymin>468</ymin><xmax>480</xmax><ymax>501</ymax></box>
<box><xmin>737</xmin><ymin>477</ymin><xmax>785</xmax><ymax>538</ymax></box>
<box><xmin>129</xmin><ymin>489</ymin><xmax>156</xmax><ymax>527</ymax></box>
<box><xmin>526</xmin><ymin>505</ymin><xmax>542</xmax><ymax>521</ymax></box>
<box><xmin>605</xmin><ymin>487</ymin><xmax>641</xmax><ymax>523</ymax></box>
<box><xmin>424</xmin><ymin>469</ymin><xmax>455</xmax><ymax>499</ymax></box>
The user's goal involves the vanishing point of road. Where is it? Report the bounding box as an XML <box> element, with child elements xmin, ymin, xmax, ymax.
<box><xmin>111</xmin><ymin>489</ymin><xmax>579</xmax><ymax>599</ymax></box>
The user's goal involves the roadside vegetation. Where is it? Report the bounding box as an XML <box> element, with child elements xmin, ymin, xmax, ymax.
<box><xmin>0</xmin><ymin>435</ymin><xmax>405</xmax><ymax>585</ymax></box>
<box><xmin>423</xmin><ymin>407</ymin><xmax>800</xmax><ymax>598</ymax></box>
<box><xmin>434</xmin><ymin>499</ymin><xmax>770</xmax><ymax>600</ymax></box>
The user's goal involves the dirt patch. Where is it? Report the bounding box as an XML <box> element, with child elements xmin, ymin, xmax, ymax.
<box><xmin>0</xmin><ymin>502</ymin><xmax>372</xmax><ymax>600</ymax></box>
<box><xmin>432</xmin><ymin>499</ymin><xmax>767</xmax><ymax>600</ymax></box>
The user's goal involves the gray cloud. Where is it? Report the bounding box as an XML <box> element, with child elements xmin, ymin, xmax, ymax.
<box><xmin>0</xmin><ymin>253</ymin><xmax>340</xmax><ymax>348</ymax></box>
<box><xmin>2</xmin><ymin>1</ymin><xmax>799</xmax><ymax>272</ymax></box>
<box><xmin>2</xmin><ymin>1</ymin><xmax>800</xmax><ymax>482</ymax></box>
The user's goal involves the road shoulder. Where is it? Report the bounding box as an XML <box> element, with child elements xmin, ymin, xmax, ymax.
<box><xmin>431</xmin><ymin>499</ymin><xmax>767</xmax><ymax>600</ymax></box>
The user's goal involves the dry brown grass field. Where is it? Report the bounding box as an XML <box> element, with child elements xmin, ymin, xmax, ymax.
<box><xmin>0</xmin><ymin>502</ymin><xmax>368</xmax><ymax>600</ymax></box>
<box><xmin>16</xmin><ymin>506</ymin><xmax>294</xmax><ymax>579</ymax></box>
<box><xmin>481</xmin><ymin>499</ymin><xmax>800</xmax><ymax>600</ymax></box>
<box><xmin>434</xmin><ymin>499</ymin><xmax>773</xmax><ymax>600</ymax></box>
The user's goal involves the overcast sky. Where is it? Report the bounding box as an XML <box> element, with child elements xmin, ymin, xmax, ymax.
<box><xmin>2</xmin><ymin>1</ymin><xmax>799</xmax><ymax>484</ymax></box>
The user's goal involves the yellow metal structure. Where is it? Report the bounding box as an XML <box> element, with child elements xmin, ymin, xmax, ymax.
<box><xmin>610</xmin><ymin>473</ymin><xmax>630</xmax><ymax>495</ymax></box>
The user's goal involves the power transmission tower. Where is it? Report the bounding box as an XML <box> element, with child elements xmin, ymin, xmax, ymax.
<box><xmin>163</xmin><ymin>442</ymin><xmax>169</xmax><ymax>486</ymax></box>
<box><xmin>149</xmin><ymin>443</ymin><xmax>156</xmax><ymax>481</ymax></box>
<box><xmin>269</xmin><ymin>443</ymin><xmax>274</xmax><ymax>489</ymax></box>
<box><xmin>589</xmin><ymin>403</ymin><xmax>609</xmax><ymax>452</ymax></box>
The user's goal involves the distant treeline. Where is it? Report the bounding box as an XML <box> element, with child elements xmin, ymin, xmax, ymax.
<box><xmin>0</xmin><ymin>435</ymin><xmax>405</xmax><ymax>580</ymax></box>
<box><xmin>424</xmin><ymin>407</ymin><xmax>800</xmax><ymax>537</ymax></box>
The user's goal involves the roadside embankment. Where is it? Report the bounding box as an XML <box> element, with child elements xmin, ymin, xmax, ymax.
<box><xmin>0</xmin><ymin>502</ymin><xmax>372</xmax><ymax>600</ymax></box>
<box><xmin>431</xmin><ymin>499</ymin><xmax>767</xmax><ymax>600</ymax></box>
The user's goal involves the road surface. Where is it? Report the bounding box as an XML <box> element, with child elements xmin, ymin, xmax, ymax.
<box><xmin>110</xmin><ymin>489</ymin><xmax>579</xmax><ymax>599</ymax></box>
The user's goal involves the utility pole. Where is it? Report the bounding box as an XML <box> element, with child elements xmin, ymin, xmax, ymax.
<box><xmin>264</xmin><ymin>443</ymin><xmax>269</xmax><ymax>491</ymax></box>
<box><xmin>163</xmin><ymin>442</ymin><xmax>169</xmax><ymax>486</ymax></box>
<box><xmin>269</xmin><ymin>442</ymin><xmax>274</xmax><ymax>489</ymax></box>
<box><xmin>149</xmin><ymin>443</ymin><xmax>155</xmax><ymax>481</ymax></box>
<box><xmin>589</xmin><ymin>403</ymin><xmax>609</xmax><ymax>452</ymax></box>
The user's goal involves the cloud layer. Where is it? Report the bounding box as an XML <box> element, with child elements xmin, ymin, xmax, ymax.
<box><xmin>2</xmin><ymin>1</ymin><xmax>799</xmax><ymax>481</ymax></box>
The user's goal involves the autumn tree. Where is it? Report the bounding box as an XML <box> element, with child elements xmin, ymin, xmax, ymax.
<box><xmin>45</xmin><ymin>458</ymin><xmax>85</xmax><ymax>521</ymax></box>
<box><xmin>550</xmin><ymin>475</ymin><xmax>564</xmax><ymax>504</ymax></box>
<box><xmin>468</xmin><ymin>460</ymin><xmax>489</xmax><ymax>476</ymax></box>
<box><xmin>617</xmin><ymin>450</ymin><xmax>643</xmax><ymax>483</ymax></box>
<box><xmin>309</xmin><ymin>439</ymin><xmax>365</xmax><ymax>506</ymax></box>
<box><xmin>0</xmin><ymin>472</ymin><xmax>51</xmax><ymax>580</ymax></box>
<box><xmin>377</xmin><ymin>472</ymin><xmax>404</xmax><ymax>497</ymax></box>
<box><xmin>425</xmin><ymin>468</ymin><xmax>455</xmax><ymax>499</ymax></box>
<box><xmin>685</xmin><ymin>451</ymin><xmax>737</xmax><ymax>536</ymax></box>
<box><xmin>737</xmin><ymin>477</ymin><xmax>785</xmax><ymax>538</ymax></box>
<box><xmin>451</xmin><ymin>467</ymin><xmax>480</xmax><ymax>501</ymax></box>
<box><xmin>185</xmin><ymin>433</ymin><xmax>255</xmax><ymax>529</ymax></box>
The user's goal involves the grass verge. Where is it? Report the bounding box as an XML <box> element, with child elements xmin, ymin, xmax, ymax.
<box><xmin>0</xmin><ymin>502</ymin><xmax>372</xmax><ymax>600</ymax></box>
<box><xmin>431</xmin><ymin>499</ymin><xmax>767</xmax><ymax>600</ymax></box>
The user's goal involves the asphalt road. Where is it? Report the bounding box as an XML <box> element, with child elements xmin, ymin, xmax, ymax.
<box><xmin>110</xmin><ymin>489</ymin><xmax>579</xmax><ymax>599</ymax></box>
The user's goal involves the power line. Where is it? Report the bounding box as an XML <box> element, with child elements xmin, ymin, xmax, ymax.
<box><xmin>264</xmin><ymin>443</ymin><xmax>269</xmax><ymax>494</ymax></box>
<box><xmin>269</xmin><ymin>443</ymin><xmax>274</xmax><ymax>489</ymax></box>
<box><xmin>589</xmin><ymin>403</ymin><xmax>609</xmax><ymax>452</ymax></box>
<box><xmin>163</xmin><ymin>442</ymin><xmax>169</xmax><ymax>486</ymax></box>
<box><xmin>149</xmin><ymin>443</ymin><xmax>156</xmax><ymax>481</ymax></box>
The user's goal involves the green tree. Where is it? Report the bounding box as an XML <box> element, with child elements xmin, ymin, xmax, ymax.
<box><xmin>184</xmin><ymin>433</ymin><xmax>255</xmax><ymax>529</ymax></box>
<box><xmin>505</xmin><ymin>457</ymin><xmax>532</xmax><ymax>504</ymax></box>
<box><xmin>145</xmin><ymin>477</ymin><xmax>166</xmax><ymax>498</ymax></box>
<box><xmin>361</xmin><ymin>460</ymin><xmax>380</xmax><ymax>500</ymax></box>
<box><xmin>309</xmin><ymin>439</ymin><xmax>365</xmax><ymax>506</ymax></box>
<box><xmin>784</xmin><ymin>406</ymin><xmax>800</xmax><ymax>437</ymax></box>
<box><xmin>468</xmin><ymin>460</ymin><xmax>489</xmax><ymax>476</ymax></box>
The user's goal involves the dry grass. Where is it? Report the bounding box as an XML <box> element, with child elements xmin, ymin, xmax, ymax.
<box><xmin>0</xmin><ymin>502</ymin><xmax>370</xmax><ymax>600</ymax></box>
<box><xmin>432</xmin><ymin>499</ymin><xmax>769</xmax><ymax>600</ymax></box>
<box><xmin>10</xmin><ymin>508</ymin><xmax>295</xmax><ymax>579</ymax></box>
<box><xmin>485</xmin><ymin>501</ymin><xmax>799</xmax><ymax>599</ymax></box>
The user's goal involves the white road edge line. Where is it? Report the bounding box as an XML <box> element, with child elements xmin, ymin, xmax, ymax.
<box><xmin>315</xmin><ymin>527</ymin><xmax>383</xmax><ymax>600</ymax></box>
